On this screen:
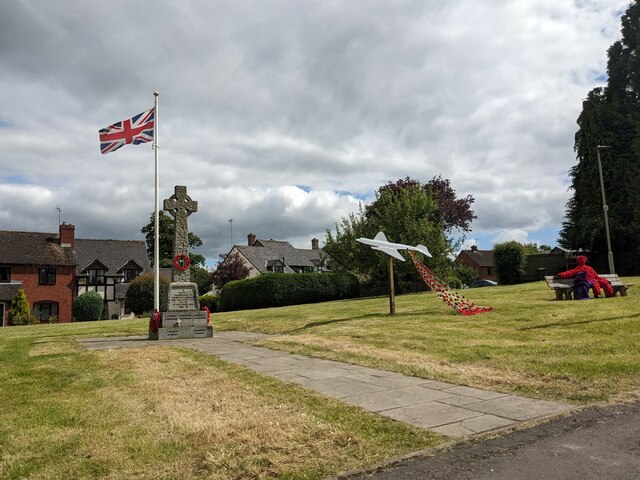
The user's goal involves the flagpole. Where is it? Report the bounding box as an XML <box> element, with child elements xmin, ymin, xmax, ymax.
<box><xmin>153</xmin><ymin>91</ymin><xmax>160</xmax><ymax>312</ymax></box>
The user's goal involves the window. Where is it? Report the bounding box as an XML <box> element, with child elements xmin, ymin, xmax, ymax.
<box><xmin>88</xmin><ymin>269</ymin><xmax>105</xmax><ymax>284</ymax></box>
<box><xmin>122</xmin><ymin>268</ymin><xmax>140</xmax><ymax>282</ymax></box>
<box><xmin>0</xmin><ymin>267</ymin><xmax>9</xmax><ymax>283</ymax></box>
<box><xmin>266</xmin><ymin>263</ymin><xmax>284</xmax><ymax>273</ymax></box>
<box><xmin>33</xmin><ymin>302</ymin><xmax>59</xmax><ymax>323</ymax></box>
<box><xmin>39</xmin><ymin>266</ymin><xmax>56</xmax><ymax>285</ymax></box>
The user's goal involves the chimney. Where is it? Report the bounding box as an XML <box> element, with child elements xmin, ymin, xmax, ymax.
<box><xmin>60</xmin><ymin>223</ymin><xmax>75</xmax><ymax>248</ymax></box>
<box><xmin>248</xmin><ymin>233</ymin><xmax>256</xmax><ymax>246</ymax></box>
<box><xmin>470</xmin><ymin>245</ymin><xmax>478</xmax><ymax>252</ymax></box>
<box><xmin>311</xmin><ymin>238</ymin><xmax>319</xmax><ymax>250</ymax></box>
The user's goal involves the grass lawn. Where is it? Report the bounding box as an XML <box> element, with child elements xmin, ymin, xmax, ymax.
<box><xmin>0</xmin><ymin>321</ymin><xmax>443</xmax><ymax>480</ymax></box>
<box><xmin>2</xmin><ymin>278</ymin><xmax>638</xmax><ymax>478</ymax></box>
<box><xmin>214</xmin><ymin>278</ymin><xmax>640</xmax><ymax>404</ymax></box>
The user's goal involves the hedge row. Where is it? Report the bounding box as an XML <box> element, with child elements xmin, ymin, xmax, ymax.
<box><xmin>218</xmin><ymin>272</ymin><xmax>359</xmax><ymax>312</ymax></box>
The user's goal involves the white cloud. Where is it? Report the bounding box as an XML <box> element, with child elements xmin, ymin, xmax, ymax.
<box><xmin>0</xmin><ymin>0</ymin><xmax>630</xmax><ymax>264</ymax></box>
<box><xmin>491</xmin><ymin>229</ymin><xmax>532</xmax><ymax>246</ymax></box>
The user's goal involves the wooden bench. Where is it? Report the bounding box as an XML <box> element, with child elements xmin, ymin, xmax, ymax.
<box><xmin>544</xmin><ymin>275</ymin><xmax>633</xmax><ymax>300</ymax></box>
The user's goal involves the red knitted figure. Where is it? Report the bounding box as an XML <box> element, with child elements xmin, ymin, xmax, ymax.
<box><xmin>556</xmin><ymin>255</ymin><xmax>614</xmax><ymax>298</ymax></box>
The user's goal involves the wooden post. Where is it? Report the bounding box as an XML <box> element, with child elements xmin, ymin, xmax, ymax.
<box><xmin>388</xmin><ymin>257</ymin><xmax>396</xmax><ymax>315</ymax></box>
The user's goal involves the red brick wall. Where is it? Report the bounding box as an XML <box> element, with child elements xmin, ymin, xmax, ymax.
<box><xmin>8</xmin><ymin>264</ymin><xmax>76</xmax><ymax>323</ymax></box>
<box><xmin>457</xmin><ymin>252</ymin><xmax>497</xmax><ymax>281</ymax></box>
<box><xmin>457</xmin><ymin>252</ymin><xmax>481</xmax><ymax>275</ymax></box>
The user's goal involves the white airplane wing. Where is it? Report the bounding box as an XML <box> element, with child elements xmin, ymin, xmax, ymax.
<box><xmin>373</xmin><ymin>246</ymin><xmax>406</xmax><ymax>261</ymax></box>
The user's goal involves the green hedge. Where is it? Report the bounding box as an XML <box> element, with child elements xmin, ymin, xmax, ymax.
<box><xmin>199</xmin><ymin>293</ymin><xmax>218</xmax><ymax>311</ymax></box>
<box><xmin>218</xmin><ymin>272</ymin><xmax>359</xmax><ymax>312</ymax></box>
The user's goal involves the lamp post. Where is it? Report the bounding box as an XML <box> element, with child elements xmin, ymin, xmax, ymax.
<box><xmin>596</xmin><ymin>145</ymin><xmax>615</xmax><ymax>274</ymax></box>
<box><xmin>228</xmin><ymin>218</ymin><xmax>233</xmax><ymax>247</ymax></box>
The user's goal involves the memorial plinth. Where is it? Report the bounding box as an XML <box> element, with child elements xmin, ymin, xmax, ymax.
<box><xmin>148</xmin><ymin>282</ymin><xmax>213</xmax><ymax>340</ymax></box>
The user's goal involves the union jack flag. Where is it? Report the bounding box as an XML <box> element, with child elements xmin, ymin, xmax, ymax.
<box><xmin>99</xmin><ymin>107</ymin><xmax>155</xmax><ymax>154</ymax></box>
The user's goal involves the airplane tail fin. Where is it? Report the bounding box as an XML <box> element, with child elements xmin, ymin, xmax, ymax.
<box><xmin>373</xmin><ymin>231</ymin><xmax>388</xmax><ymax>242</ymax></box>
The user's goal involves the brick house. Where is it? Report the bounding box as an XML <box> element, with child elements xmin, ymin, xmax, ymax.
<box><xmin>0</xmin><ymin>224</ymin><xmax>77</xmax><ymax>325</ymax></box>
<box><xmin>456</xmin><ymin>245</ymin><xmax>496</xmax><ymax>281</ymax></box>
<box><xmin>0</xmin><ymin>224</ymin><xmax>149</xmax><ymax>325</ymax></box>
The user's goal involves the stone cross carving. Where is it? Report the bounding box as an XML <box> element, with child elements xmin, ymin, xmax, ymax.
<box><xmin>163</xmin><ymin>185</ymin><xmax>198</xmax><ymax>283</ymax></box>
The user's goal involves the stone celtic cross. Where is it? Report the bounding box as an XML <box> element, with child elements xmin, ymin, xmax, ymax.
<box><xmin>163</xmin><ymin>185</ymin><xmax>198</xmax><ymax>283</ymax></box>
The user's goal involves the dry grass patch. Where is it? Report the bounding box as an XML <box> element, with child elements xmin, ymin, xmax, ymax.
<box><xmin>0</xmin><ymin>328</ymin><xmax>443</xmax><ymax>480</ymax></box>
<box><xmin>89</xmin><ymin>346</ymin><xmax>374</xmax><ymax>478</ymax></box>
<box><xmin>29</xmin><ymin>337</ymin><xmax>83</xmax><ymax>357</ymax></box>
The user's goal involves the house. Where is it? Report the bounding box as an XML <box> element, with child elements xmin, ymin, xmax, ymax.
<box><xmin>456</xmin><ymin>245</ymin><xmax>569</xmax><ymax>283</ymax></box>
<box><xmin>0</xmin><ymin>225</ymin><xmax>77</xmax><ymax>325</ymax></box>
<box><xmin>219</xmin><ymin>233</ymin><xmax>328</xmax><ymax>285</ymax></box>
<box><xmin>456</xmin><ymin>245</ymin><xmax>496</xmax><ymax>281</ymax></box>
<box><xmin>0</xmin><ymin>223</ymin><xmax>149</xmax><ymax>325</ymax></box>
<box><xmin>75</xmin><ymin>237</ymin><xmax>150</xmax><ymax>319</ymax></box>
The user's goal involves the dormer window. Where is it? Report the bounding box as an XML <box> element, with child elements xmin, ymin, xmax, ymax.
<box><xmin>122</xmin><ymin>268</ymin><xmax>140</xmax><ymax>282</ymax></box>
<box><xmin>265</xmin><ymin>259</ymin><xmax>285</xmax><ymax>273</ymax></box>
<box><xmin>82</xmin><ymin>260</ymin><xmax>108</xmax><ymax>285</ymax></box>
<box><xmin>118</xmin><ymin>260</ymin><xmax>143</xmax><ymax>282</ymax></box>
<box><xmin>88</xmin><ymin>268</ymin><xmax>105</xmax><ymax>284</ymax></box>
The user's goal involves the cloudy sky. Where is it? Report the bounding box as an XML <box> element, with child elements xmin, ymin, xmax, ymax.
<box><xmin>0</xmin><ymin>0</ymin><xmax>630</xmax><ymax>267</ymax></box>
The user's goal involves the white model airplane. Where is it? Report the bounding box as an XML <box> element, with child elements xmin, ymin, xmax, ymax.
<box><xmin>356</xmin><ymin>231</ymin><xmax>431</xmax><ymax>261</ymax></box>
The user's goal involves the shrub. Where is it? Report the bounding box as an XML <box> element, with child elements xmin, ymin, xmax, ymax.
<box><xmin>444</xmin><ymin>275</ymin><xmax>463</xmax><ymax>289</ymax></box>
<box><xmin>9</xmin><ymin>312</ymin><xmax>39</xmax><ymax>326</ymax></box>
<box><xmin>73</xmin><ymin>291</ymin><xmax>104</xmax><ymax>321</ymax></box>
<box><xmin>199</xmin><ymin>293</ymin><xmax>218</xmax><ymax>312</ymax></box>
<box><xmin>218</xmin><ymin>272</ymin><xmax>359</xmax><ymax>312</ymax></box>
<box><xmin>452</xmin><ymin>262</ymin><xmax>479</xmax><ymax>288</ymax></box>
<box><xmin>8</xmin><ymin>288</ymin><xmax>38</xmax><ymax>326</ymax></box>
<box><xmin>493</xmin><ymin>241</ymin><xmax>527</xmax><ymax>284</ymax></box>
<box><xmin>48</xmin><ymin>315</ymin><xmax>59</xmax><ymax>324</ymax></box>
<box><xmin>125</xmin><ymin>273</ymin><xmax>169</xmax><ymax>315</ymax></box>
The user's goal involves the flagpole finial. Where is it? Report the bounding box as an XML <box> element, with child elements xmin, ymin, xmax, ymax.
<box><xmin>153</xmin><ymin>91</ymin><xmax>159</xmax><ymax>97</ymax></box>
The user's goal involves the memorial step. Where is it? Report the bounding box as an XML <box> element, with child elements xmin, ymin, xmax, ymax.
<box><xmin>149</xmin><ymin>325</ymin><xmax>214</xmax><ymax>340</ymax></box>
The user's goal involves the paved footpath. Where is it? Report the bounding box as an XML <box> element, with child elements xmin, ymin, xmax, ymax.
<box><xmin>341</xmin><ymin>400</ymin><xmax>640</xmax><ymax>479</ymax></box>
<box><xmin>78</xmin><ymin>332</ymin><xmax>572</xmax><ymax>438</ymax></box>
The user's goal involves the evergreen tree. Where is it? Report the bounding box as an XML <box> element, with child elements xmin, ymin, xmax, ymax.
<box><xmin>190</xmin><ymin>266</ymin><xmax>213</xmax><ymax>294</ymax></box>
<box><xmin>125</xmin><ymin>273</ymin><xmax>170</xmax><ymax>315</ymax></box>
<box><xmin>561</xmin><ymin>3</ymin><xmax>640</xmax><ymax>273</ymax></box>
<box><xmin>493</xmin><ymin>241</ymin><xmax>527</xmax><ymax>285</ymax></box>
<box><xmin>8</xmin><ymin>288</ymin><xmax>37</xmax><ymax>326</ymax></box>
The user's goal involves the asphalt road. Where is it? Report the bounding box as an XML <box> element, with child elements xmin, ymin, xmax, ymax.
<box><xmin>341</xmin><ymin>400</ymin><xmax>640</xmax><ymax>480</ymax></box>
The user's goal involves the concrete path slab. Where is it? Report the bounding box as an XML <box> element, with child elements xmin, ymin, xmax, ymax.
<box><xmin>78</xmin><ymin>332</ymin><xmax>573</xmax><ymax>438</ymax></box>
